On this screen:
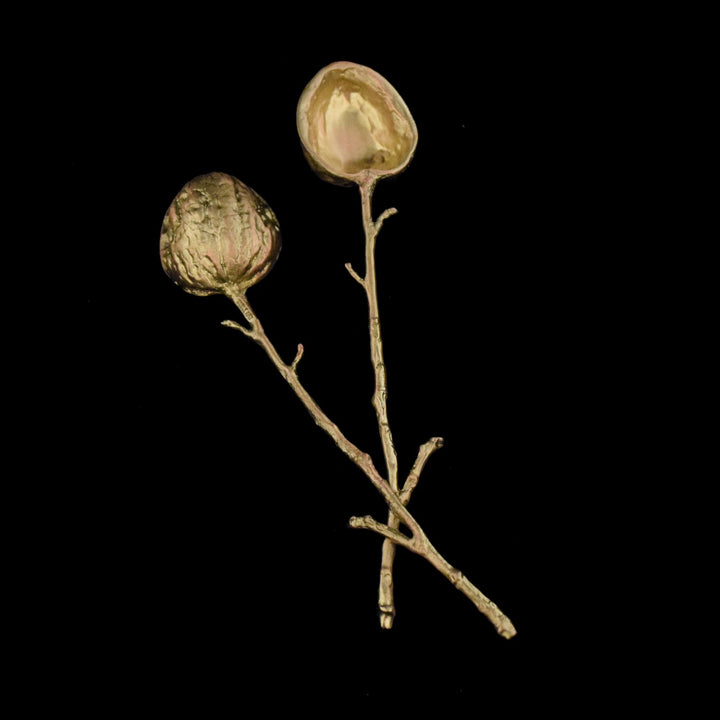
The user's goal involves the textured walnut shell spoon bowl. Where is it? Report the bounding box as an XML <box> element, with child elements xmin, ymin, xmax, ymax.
<box><xmin>160</xmin><ymin>171</ymin><xmax>281</xmax><ymax>298</ymax></box>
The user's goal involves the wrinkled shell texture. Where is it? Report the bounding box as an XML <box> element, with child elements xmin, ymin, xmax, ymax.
<box><xmin>160</xmin><ymin>172</ymin><xmax>281</xmax><ymax>296</ymax></box>
<box><xmin>297</xmin><ymin>62</ymin><xmax>417</xmax><ymax>184</ymax></box>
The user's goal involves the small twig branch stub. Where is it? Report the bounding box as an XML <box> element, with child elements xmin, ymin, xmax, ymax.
<box><xmin>291</xmin><ymin>343</ymin><xmax>304</xmax><ymax>371</ymax></box>
<box><xmin>375</xmin><ymin>207</ymin><xmax>398</xmax><ymax>233</ymax></box>
<box><xmin>401</xmin><ymin>437</ymin><xmax>445</xmax><ymax>505</ymax></box>
<box><xmin>345</xmin><ymin>262</ymin><xmax>366</xmax><ymax>287</ymax></box>
<box><xmin>221</xmin><ymin>318</ymin><xmax>254</xmax><ymax>339</ymax></box>
<box><xmin>348</xmin><ymin>515</ymin><xmax>414</xmax><ymax>551</ymax></box>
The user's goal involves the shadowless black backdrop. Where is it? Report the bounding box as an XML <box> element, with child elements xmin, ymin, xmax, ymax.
<box><xmin>68</xmin><ymin>10</ymin><xmax>641</xmax><ymax>712</ymax></box>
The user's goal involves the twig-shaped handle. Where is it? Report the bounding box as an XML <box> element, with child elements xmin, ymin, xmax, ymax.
<box><xmin>223</xmin><ymin>289</ymin><xmax>516</xmax><ymax>639</ymax></box>
<box><xmin>356</xmin><ymin>178</ymin><xmax>404</xmax><ymax>628</ymax></box>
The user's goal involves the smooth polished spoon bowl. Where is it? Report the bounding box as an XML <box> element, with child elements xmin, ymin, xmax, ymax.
<box><xmin>296</xmin><ymin>61</ymin><xmax>418</xmax><ymax>187</ymax></box>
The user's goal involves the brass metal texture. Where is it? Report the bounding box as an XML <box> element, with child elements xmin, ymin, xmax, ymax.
<box><xmin>296</xmin><ymin>61</ymin><xmax>418</xmax><ymax>186</ymax></box>
<box><xmin>160</xmin><ymin>62</ymin><xmax>516</xmax><ymax>640</ymax></box>
<box><xmin>160</xmin><ymin>172</ymin><xmax>281</xmax><ymax>297</ymax></box>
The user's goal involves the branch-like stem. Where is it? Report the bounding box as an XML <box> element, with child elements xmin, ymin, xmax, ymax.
<box><xmin>360</xmin><ymin>179</ymin><xmax>399</xmax><ymax>489</ymax></box>
<box><xmin>223</xmin><ymin>289</ymin><xmax>421</xmax><ymax>540</ymax></box>
<box><xmin>359</xmin><ymin>178</ymin><xmax>403</xmax><ymax>628</ymax></box>
<box><xmin>350</xmin><ymin>515</ymin><xmax>517</xmax><ymax>639</ymax></box>
<box><xmin>222</xmin><ymin>289</ymin><xmax>516</xmax><ymax>639</ymax></box>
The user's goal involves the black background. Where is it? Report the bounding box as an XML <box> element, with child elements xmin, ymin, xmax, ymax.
<box><xmin>60</xmin><ymin>7</ymin><xmax>666</xmax><ymax>713</ymax></box>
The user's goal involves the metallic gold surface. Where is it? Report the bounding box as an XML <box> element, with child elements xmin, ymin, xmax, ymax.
<box><xmin>222</xmin><ymin>292</ymin><xmax>516</xmax><ymax>639</ymax></box>
<box><xmin>299</xmin><ymin>62</ymin><xmax>419</xmax><ymax>625</ymax></box>
<box><xmin>160</xmin><ymin>63</ymin><xmax>516</xmax><ymax>640</ymax></box>
<box><xmin>297</xmin><ymin>61</ymin><xmax>417</xmax><ymax>186</ymax></box>
<box><xmin>160</xmin><ymin>172</ymin><xmax>280</xmax><ymax>296</ymax></box>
